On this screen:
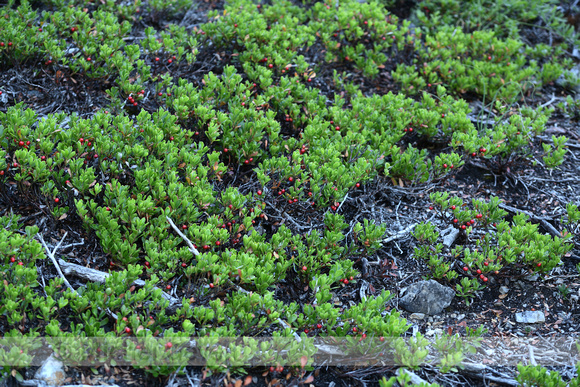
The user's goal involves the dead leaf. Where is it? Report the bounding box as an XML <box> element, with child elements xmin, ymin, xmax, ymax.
<box><xmin>235</xmin><ymin>379</ymin><xmax>242</xmax><ymax>387</ymax></box>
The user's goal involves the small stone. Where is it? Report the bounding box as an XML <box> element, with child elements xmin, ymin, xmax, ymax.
<box><xmin>571</xmin><ymin>295</ymin><xmax>579</xmax><ymax>302</ymax></box>
<box><xmin>456</xmin><ymin>314</ymin><xmax>465</xmax><ymax>321</ymax></box>
<box><xmin>35</xmin><ymin>354</ymin><xmax>65</xmax><ymax>386</ymax></box>
<box><xmin>524</xmin><ymin>274</ymin><xmax>539</xmax><ymax>282</ymax></box>
<box><xmin>409</xmin><ymin>313</ymin><xmax>425</xmax><ymax>320</ymax></box>
<box><xmin>515</xmin><ymin>311</ymin><xmax>545</xmax><ymax>324</ymax></box>
<box><xmin>450</xmin><ymin>313</ymin><xmax>457</xmax><ymax>319</ymax></box>
<box><xmin>399</xmin><ymin>280</ymin><xmax>455</xmax><ymax>315</ymax></box>
<box><xmin>499</xmin><ymin>286</ymin><xmax>509</xmax><ymax>294</ymax></box>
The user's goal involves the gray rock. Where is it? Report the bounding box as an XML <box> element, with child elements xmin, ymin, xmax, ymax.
<box><xmin>34</xmin><ymin>354</ymin><xmax>66</xmax><ymax>386</ymax></box>
<box><xmin>499</xmin><ymin>286</ymin><xmax>509</xmax><ymax>294</ymax></box>
<box><xmin>399</xmin><ymin>280</ymin><xmax>455</xmax><ymax>315</ymax></box>
<box><xmin>524</xmin><ymin>274</ymin><xmax>539</xmax><ymax>282</ymax></box>
<box><xmin>515</xmin><ymin>311</ymin><xmax>545</xmax><ymax>324</ymax></box>
<box><xmin>409</xmin><ymin>313</ymin><xmax>425</xmax><ymax>320</ymax></box>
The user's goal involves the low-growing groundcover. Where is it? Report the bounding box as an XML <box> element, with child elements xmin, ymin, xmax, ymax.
<box><xmin>1</xmin><ymin>0</ymin><xmax>580</xmax><ymax>385</ymax></box>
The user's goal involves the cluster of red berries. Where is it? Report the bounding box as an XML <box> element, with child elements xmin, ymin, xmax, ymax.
<box><xmin>243</xmin><ymin>157</ymin><xmax>254</xmax><ymax>165</ymax></box>
<box><xmin>79</xmin><ymin>137</ymin><xmax>93</xmax><ymax>147</ymax></box>
<box><xmin>462</xmin><ymin>266</ymin><xmax>489</xmax><ymax>282</ymax></box>
<box><xmin>269</xmin><ymin>366</ymin><xmax>284</xmax><ymax>373</ymax></box>
<box><xmin>126</xmin><ymin>90</ymin><xmax>145</xmax><ymax>106</ymax></box>
<box><xmin>284</xmin><ymin>114</ymin><xmax>293</xmax><ymax>122</ymax></box>
<box><xmin>442</xmin><ymin>163</ymin><xmax>454</xmax><ymax>169</ymax></box>
<box><xmin>403</xmin><ymin>127</ymin><xmax>413</xmax><ymax>133</ymax></box>
<box><xmin>330</xmin><ymin>201</ymin><xmax>340</xmax><ymax>211</ymax></box>
<box><xmin>15</xmin><ymin>139</ymin><xmax>31</xmax><ymax>148</ymax></box>
<box><xmin>340</xmin><ymin>276</ymin><xmax>354</xmax><ymax>284</ymax></box>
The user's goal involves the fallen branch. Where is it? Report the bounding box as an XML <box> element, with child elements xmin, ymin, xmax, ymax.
<box><xmin>167</xmin><ymin>216</ymin><xmax>200</xmax><ymax>256</ymax></box>
<box><xmin>460</xmin><ymin>363</ymin><xmax>518</xmax><ymax>387</ymax></box>
<box><xmin>57</xmin><ymin>259</ymin><xmax>180</xmax><ymax>307</ymax></box>
<box><xmin>383</xmin><ymin>214</ymin><xmax>436</xmax><ymax>244</ymax></box>
<box><xmin>37</xmin><ymin>232</ymin><xmax>76</xmax><ymax>296</ymax></box>
<box><xmin>382</xmin><ymin>223</ymin><xmax>418</xmax><ymax>244</ymax></box>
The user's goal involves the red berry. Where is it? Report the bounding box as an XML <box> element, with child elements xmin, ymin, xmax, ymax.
<box><xmin>165</xmin><ymin>342</ymin><xmax>173</xmax><ymax>349</ymax></box>
<box><xmin>0</xmin><ymin>171</ymin><xmax>4</xmax><ymax>176</ymax></box>
<box><xmin>483</xmin><ymin>262</ymin><xmax>489</xmax><ymax>266</ymax></box>
<box><xmin>54</xmin><ymin>198</ymin><xmax>59</xmax><ymax>203</ymax></box>
<box><xmin>355</xmin><ymin>183</ymin><xmax>360</xmax><ymax>188</ymax></box>
<box><xmin>463</xmin><ymin>266</ymin><xmax>468</xmax><ymax>271</ymax></box>
<box><xmin>461</xmin><ymin>225</ymin><xmax>466</xmax><ymax>230</ymax></box>
<box><xmin>316</xmin><ymin>324</ymin><xmax>322</xmax><ymax>329</ymax></box>
<box><xmin>479</xmin><ymin>274</ymin><xmax>485</xmax><ymax>279</ymax></box>
<box><xmin>234</xmin><ymin>23</ymin><xmax>238</xmax><ymax>27</ymax></box>
<box><xmin>472</xmin><ymin>152</ymin><xmax>477</xmax><ymax>157</ymax></box>
<box><xmin>453</xmin><ymin>219</ymin><xmax>458</xmax><ymax>224</ymax></box>
<box><xmin>429</xmin><ymin>206</ymin><xmax>434</xmax><ymax>210</ymax></box>
<box><xmin>203</xmin><ymin>245</ymin><xmax>210</xmax><ymax>250</ymax></box>
<box><xmin>451</xmin><ymin>205</ymin><xmax>456</xmax><ymax>210</ymax></box>
<box><xmin>145</xmin><ymin>261</ymin><xmax>150</xmax><ymax>267</ymax></box>
<box><xmin>268</xmin><ymin>64</ymin><xmax>273</xmax><ymax>68</ymax></box>
<box><xmin>470</xmin><ymin>219</ymin><xmax>475</xmax><ymax>225</ymax></box>
<box><xmin>304</xmin><ymin>329</ymin><xmax>309</xmax><ymax>333</ymax></box>
<box><xmin>158</xmin><ymin>92</ymin><xmax>163</xmax><ymax>96</ymax></box>
<box><xmin>443</xmin><ymin>164</ymin><xmax>448</xmax><ymax>168</ymax></box>
<box><xmin>125</xmin><ymin>327</ymin><xmax>131</xmax><ymax>333</ymax></box>
<box><xmin>167</xmin><ymin>59</ymin><xmax>172</xmax><ymax>63</ymax></box>
<box><xmin>379</xmin><ymin>336</ymin><xmax>385</xmax><ymax>342</ymax></box>
<box><xmin>18</xmin><ymin>141</ymin><xmax>24</xmax><ymax>147</ymax></box>
<box><xmin>361</xmin><ymin>333</ymin><xmax>367</xmax><ymax>339</ymax></box>
<box><xmin>343</xmin><ymin>279</ymin><xmax>349</xmax><ymax>285</ymax></box>
<box><xmin>483</xmin><ymin>277</ymin><xmax>488</xmax><ymax>282</ymax></box>
<box><xmin>155</xmin><ymin>57</ymin><xmax>160</xmax><ymax>61</ymax></box>
<box><xmin>87</xmin><ymin>57</ymin><xmax>91</xmax><ymax>61</ymax></box>
<box><xmin>476</xmin><ymin>269</ymin><xmax>482</xmax><ymax>274</ymax></box>
<box><xmin>302</xmin><ymin>266</ymin><xmax>307</xmax><ymax>271</ymax></box>
<box><xmin>41</xmin><ymin>156</ymin><xmax>46</xmax><ymax>161</ymax></box>
<box><xmin>215</xmin><ymin>241</ymin><xmax>221</xmax><ymax>246</ymax></box>
<box><xmin>209</xmin><ymin>283</ymin><xmax>214</xmax><ymax>288</ymax></box>
<box><xmin>257</xmin><ymin>190</ymin><xmax>262</xmax><ymax>196</ymax></box>
<box><xmin>10</xmin><ymin>257</ymin><xmax>15</xmax><ymax>263</ymax></box>
<box><xmin>166</xmin><ymin>285</ymin><xmax>171</xmax><ymax>290</ymax></box>
<box><xmin>352</xmin><ymin>327</ymin><xmax>357</xmax><ymax>332</ymax></box>
<box><xmin>537</xmin><ymin>263</ymin><xmax>542</xmax><ymax>267</ymax></box>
